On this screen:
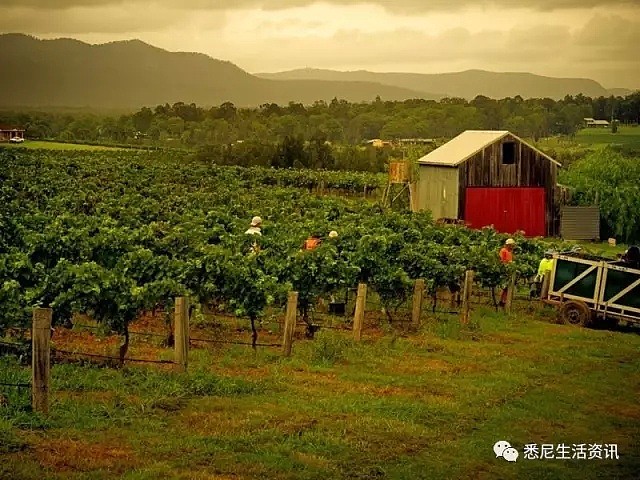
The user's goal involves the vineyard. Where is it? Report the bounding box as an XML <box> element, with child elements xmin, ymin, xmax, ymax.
<box><xmin>2</xmin><ymin>148</ymin><xmax>640</xmax><ymax>479</ymax></box>
<box><xmin>0</xmin><ymin>148</ymin><xmax>559</xmax><ymax>340</ymax></box>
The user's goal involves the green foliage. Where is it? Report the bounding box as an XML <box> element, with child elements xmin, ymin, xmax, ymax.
<box><xmin>4</xmin><ymin>92</ymin><xmax>640</xmax><ymax>170</ymax></box>
<box><xmin>0</xmin><ymin>149</ymin><xmax>562</xmax><ymax>337</ymax></box>
<box><xmin>561</xmin><ymin>148</ymin><xmax>640</xmax><ymax>242</ymax></box>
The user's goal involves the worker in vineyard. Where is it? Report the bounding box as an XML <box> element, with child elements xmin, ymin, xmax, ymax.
<box><xmin>536</xmin><ymin>250</ymin><xmax>554</xmax><ymax>279</ymax></box>
<box><xmin>531</xmin><ymin>250</ymin><xmax>554</xmax><ymax>297</ymax></box>
<box><xmin>245</xmin><ymin>216</ymin><xmax>262</xmax><ymax>236</ymax></box>
<box><xmin>622</xmin><ymin>246</ymin><xmax>640</xmax><ymax>270</ymax></box>
<box><xmin>499</xmin><ymin>238</ymin><xmax>515</xmax><ymax>307</ymax></box>
<box><xmin>302</xmin><ymin>233</ymin><xmax>321</xmax><ymax>251</ymax></box>
<box><xmin>245</xmin><ymin>216</ymin><xmax>262</xmax><ymax>255</ymax></box>
<box><xmin>328</xmin><ymin>230</ymin><xmax>338</xmax><ymax>239</ymax></box>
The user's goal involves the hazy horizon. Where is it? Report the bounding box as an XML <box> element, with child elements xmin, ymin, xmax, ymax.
<box><xmin>1</xmin><ymin>0</ymin><xmax>639</xmax><ymax>89</ymax></box>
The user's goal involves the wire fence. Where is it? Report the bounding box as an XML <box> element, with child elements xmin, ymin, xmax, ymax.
<box><xmin>70</xmin><ymin>324</ymin><xmax>169</xmax><ymax>340</ymax></box>
<box><xmin>190</xmin><ymin>337</ymin><xmax>282</xmax><ymax>348</ymax></box>
<box><xmin>52</xmin><ymin>348</ymin><xmax>174</xmax><ymax>365</ymax></box>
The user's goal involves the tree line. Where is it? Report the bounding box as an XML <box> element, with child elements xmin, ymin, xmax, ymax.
<box><xmin>1</xmin><ymin>93</ymin><xmax>639</xmax><ymax>170</ymax></box>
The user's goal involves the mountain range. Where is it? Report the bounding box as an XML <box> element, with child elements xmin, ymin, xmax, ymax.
<box><xmin>257</xmin><ymin>68</ymin><xmax>630</xmax><ymax>100</ymax></box>
<box><xmin>0</xmin><ymin>34</ymin><xmax>633</xmax><ymax>110</ymax></box>
<box><xmin>0</xmin><ymin>34</ymin><xmax>429</xmax><ymax>109</ymax></box>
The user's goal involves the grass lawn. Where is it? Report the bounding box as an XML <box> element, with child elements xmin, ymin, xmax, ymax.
<box><xmin>2</xmin><ymin>305</ymin><xmax>639</xmax><ymax>479</ymax></box>
<box><xmin>0</xmin><ymin>140</ymin><xmax>122</xmax><ymax>151</ymax></box>
<box><xmin>575</xmin><ymin>126</ymin><xmax>640</xmax><ymax>149</ymax></box>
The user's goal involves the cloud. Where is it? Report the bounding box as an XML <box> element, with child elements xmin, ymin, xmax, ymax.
<box><xmin>0</xmin><ymin>0</ymin><xmax>638</xmax><ymax>12</ymax></box>
<box><xmin>227</xmin><ymin>13</ymin><xmax>640</xmax><ymax>87</ymax></box>
<box><xmin>0</xmin><ymin>1</ymin><xmax>637</xmax><ymax>88</ymax></box>
<box><xmin>0</xmin><ymin>4</ymin><xmax>224</xmax><ymax>34</ymax></box>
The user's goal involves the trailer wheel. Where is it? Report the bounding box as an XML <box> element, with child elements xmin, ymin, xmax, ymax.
<box><xmin>559</xmin><ymin>301</ymin><xmax>593</xmax><ymax>327</ymax></box>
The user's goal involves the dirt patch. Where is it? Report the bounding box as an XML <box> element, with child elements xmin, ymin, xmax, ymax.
<box><xmin>482</xmin><ymin>333</ymin><xmax>525</xmax><ymax>345</ymax></box>
<box><xmin>54</xmin><ymin>390</ymin><xmax>116</xmax><ymax>403</ymax></box>
<box><xmin>284</xmin><ymin>369</ymin><xmax>454</xmax><ymax>402</ymax></box>
<box><xmin>385</xmin><ymin>357</ymin><xmax>454</xmax><ymax>374</ymax></box>
<box><xmin>177</xmin><ymin>409</ymin><xmax>251</xmax><ymax>436</ymax></box>
<box><xmin>214</xmin><ymin>366</ymin><xmax>273</xmax><ymax>380</ymax></box>
<box><xmin>175</xmin><ymin>473</ymin><xmax>244</xmax><ymax>480</ymax></box>
<box><xmin>293</xmin><ymin>452</ymin><xmax>333</xmax><ymax>470</ymax></box>
<box><xmin>592</xmin><ymin>401</ymin><xmax>640</xmax><ymax>420</ymax></box>
<box><xmin>32</xmin><ymin>438</ymin><xmax>141</xmax><ymax>473</ymax></box>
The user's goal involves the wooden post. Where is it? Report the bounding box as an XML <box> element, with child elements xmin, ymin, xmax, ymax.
<box><xmin>282</xmin><ymin>291</ymin><xmax>298</xmax><ymax>357</ymax></box>
<box><xmin>32</xmin><ymin>308</ymin><xmax>52</xmax><ymax>415</ymax></box>
<box><xmin>353</xmin><ymin>283</ymin><xmax>367</xmax><ymax>341</ymax></box>
<box><xmin>411</xmin><ymin>279</ymin><xmax>425</xmax><ymax>326</ymax></box>
<box><xmin>505</xmin><ymin>273</ymin><xmax>516</xmax><ymax>313</ymax></box>
<box><xmin>174</xmin><ymin>297</ymin><xmax>189</xmax><ymax>372</ymax></box>
<box><xmin>460</xmin><ymin>270</ymin><xmax>475</xmax><ymax>324</ymax></box>
<box><xmin>540</xmin><ymin>272</ymin><xmax>551</xmax><ymax>300</ymax></box>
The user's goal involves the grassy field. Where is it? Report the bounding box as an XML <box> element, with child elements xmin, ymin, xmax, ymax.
<box><xmin>2</xmin><ymin>305</ymin><xmax>640</xmax><ymax>480</ymax></box>
<box><xmin>0</xmin><ymin>140</ymin><xmax>122</xmax><ymax>151</ymax></box>
<box><xmin>574</xmin><ymin>126</ymin><xmax>640</xmax><ymax>149</ymax></box>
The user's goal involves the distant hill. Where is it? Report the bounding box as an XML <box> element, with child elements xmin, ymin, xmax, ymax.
<box><xmin>257</xmin><ymin>68</ymin><xmax>615</xmax><ymax>100</ymax></box>
<box><xmin>607</xmin><ymin>88</ymin><xmax>635</xmax><ymax>97</ymax></box>
<box><xmin>0</xmin><ymin>34</ymin><xmax>433</xmax><ymax>109</ymax></box>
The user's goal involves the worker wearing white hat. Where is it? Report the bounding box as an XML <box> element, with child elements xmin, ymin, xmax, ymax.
<box><xmin>328</xmin><ymin>230</ymin><xmax>338</xmax><ymax>238</ymax></box>
<box><xmin>245</xmin><ymin>216</ymin><xmax>262</xmax><ymax>236</ymax></box>
<box><xmin>499</xmin><ymin>238</ymin><xmax>516</xmax><ymax>307</ymax></box>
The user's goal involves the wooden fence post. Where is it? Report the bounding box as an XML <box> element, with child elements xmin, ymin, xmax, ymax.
<box><xmin>505</xmin><ymin>273</ymin><xmax>516</xmax><ymax>313</ymax></box>
<box><xmin>353</xmin><ymin>283</ymin><xmax>367</xmax><ymax>341</ymax></box>
<box><xmin>282</xmin><ymin>291</ymin><xmax>298</xmax><ymax>357</ymax></box>
<box><xmin>32</xmin><ymin>308</ymin><xmax>52</xmax><ymax>415</ymax></box>
<box><xmin>460</xmin><ymin>270</ymin><xmax>475</xmax><ymax>324</ymax></box>
<box><xmin>540</xmin><ymin>272</ymin><xmax>551</xmax><ymax>300</ymax></box>
<box><xmin>411</xmin><ymin>279</ymin><xmax>425</xmax><ymax>327</ymax></box>
<box><xmin>174</xmin><ymin>297</ymin><xmax>189</xmax><ymax>372</ymax></box>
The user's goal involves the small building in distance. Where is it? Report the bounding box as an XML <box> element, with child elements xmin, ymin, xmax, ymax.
<box><xmin>364</xmin><ymin>139</ymin><xmax>392</xmax><ymax>148</ymax></box>
<box><xmin>415</xmin><ymin>130</ymin><xmax>561</xmax><ymax>237</ymax></box>
<box><xmin>0</xmin><ymin>125</ymin><xmax>25</xmax><ymax>142</ymax></box>
<box><xmin>397</xmin><ymin>138</ymin><xmax>435</xmax><ymax>145</ymax></box>
<box><xmin>584</xmin><ymin>118</ymin><xmax>610</xmax><ymax>128</ymax></box>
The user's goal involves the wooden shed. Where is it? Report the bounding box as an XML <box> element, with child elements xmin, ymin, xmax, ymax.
<box><xmin>416</xmin><ymin>130</ymin><xmax>560</xmax><ymax>237</ymax></box>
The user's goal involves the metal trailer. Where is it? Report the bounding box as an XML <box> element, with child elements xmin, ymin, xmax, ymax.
<box><xmin>546</xmin><ymin>254</ymin><xmax>640</xmax><ymax>327</ymax></box>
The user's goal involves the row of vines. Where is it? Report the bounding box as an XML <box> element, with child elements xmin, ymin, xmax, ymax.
<box><xmin>0</xmin><ymin>149</ymin><xmax>561</xmax><ymax>342</ymax></box>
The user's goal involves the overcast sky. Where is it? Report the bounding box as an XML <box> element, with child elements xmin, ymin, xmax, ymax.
<box><xmin>2</xmin><ymin>0</ymin><xmax>639</xmax><ymax>88</ymax></box>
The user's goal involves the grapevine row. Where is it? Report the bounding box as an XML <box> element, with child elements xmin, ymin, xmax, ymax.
<box><xmin>0</xmin><ymin>149</ymin><xmax>558</xmax><ymax>337</ymax></box>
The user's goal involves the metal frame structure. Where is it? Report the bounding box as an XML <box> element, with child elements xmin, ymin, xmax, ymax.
<box><xmin>546</xmin><ymin>254</ymin><xmax>640</xmax><ymax>325</ymax></box>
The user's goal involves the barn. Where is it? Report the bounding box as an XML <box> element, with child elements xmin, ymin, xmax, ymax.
<box><xmin>415</xmin><ymin>130</ymin><xmax>560</xmax><ymax>237</ymax></box>
<box><xmin>0</xmin><ymin>126</ymin><xmax>25</xmax><ymax>142</ymax></box>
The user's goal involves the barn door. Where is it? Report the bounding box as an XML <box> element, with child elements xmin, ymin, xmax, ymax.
<box><xmin>464</xmin><ymin>187</ymin><xmax>546</xmax><ymax>237</ymax></box>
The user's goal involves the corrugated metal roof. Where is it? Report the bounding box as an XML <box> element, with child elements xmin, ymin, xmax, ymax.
<box><xmin>417</xmin><ymin>130</ymin><xmax>508</xmax><ymax>166</ymax></box>
<box><xmin>417</xmin><ymin>130</ymin><xmax>560</xmax><ymax>167</ymax></box>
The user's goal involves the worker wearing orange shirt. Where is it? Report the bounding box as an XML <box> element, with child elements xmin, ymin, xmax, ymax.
<box><xmin>302</xmin><ymin>234</ymin><xmax>321</xmax><ymax>251</ymax></box>
<box><xmin>499</xmin><ymin>238</ymin><xmax>516</xmax><ymax>307</ymax></box>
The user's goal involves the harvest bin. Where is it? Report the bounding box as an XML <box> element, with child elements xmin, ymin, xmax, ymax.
<box><xmin>546</xmin><ymin>254</ymin><xmax>640</xmax><ymax>327</ymax></box>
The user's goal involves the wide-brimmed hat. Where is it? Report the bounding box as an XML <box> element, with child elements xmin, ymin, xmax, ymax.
<box><xmin>505</xmin><ymin>238</ymin><xmax>516</xmax><ymax>245</ymax></box>
<box><xmin>250</xmin><ymin>216</ymin><xmax>262</xmax><ymax>227</ymax></box>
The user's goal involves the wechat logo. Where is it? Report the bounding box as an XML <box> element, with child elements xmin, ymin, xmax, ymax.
<box><xmin>494</xmin><ymin>441</ymin><xmax>519</xmax><ymax>462</ymax></box>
